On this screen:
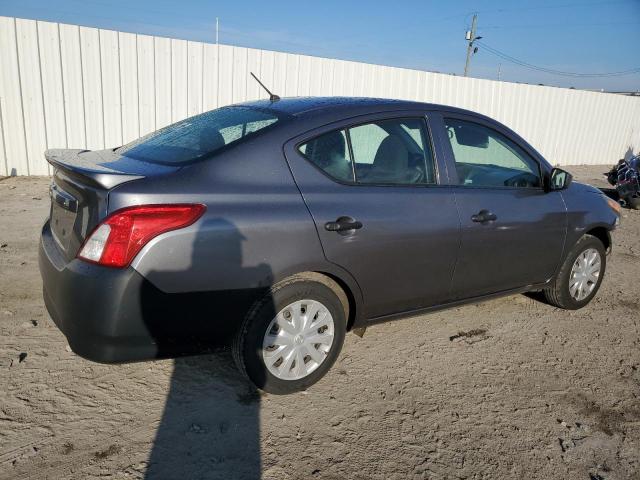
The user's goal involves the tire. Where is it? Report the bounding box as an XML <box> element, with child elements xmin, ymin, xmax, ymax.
<box><xmin>232</xmin><ymin>274</ymin><xmax>347</xmax><ymax>394</ymax></box>
<box><xmin>543</xmin><ymin>234</ymin><xmax>606</xmax><ymax>310</ymax></box>
<box><xmin>626</xmin><ymin>196</ymin><xmax>640</xmax><ymax>210</ymax></box>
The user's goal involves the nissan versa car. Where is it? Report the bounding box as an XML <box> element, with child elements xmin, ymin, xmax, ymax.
<box><xmin>39</xmin><ymin>97</ymin><xmax>620</xmax><ymax>394</ymax></box>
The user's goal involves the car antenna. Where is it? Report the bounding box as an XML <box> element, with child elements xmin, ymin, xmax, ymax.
<box><xmin>250</xmin><ymin>72</ymin><xmax>280</xmax><ymax>102</ymax></box>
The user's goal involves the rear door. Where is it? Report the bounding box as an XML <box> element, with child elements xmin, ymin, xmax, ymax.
<box><xmin>433</xmin><ymin>112</ymin><xmax>567</xmax><ymax>298</ymax></box>
<box><xmin>284</xmin><ymin>111</ymin><xmax>460</xmax><ymax>320</ymax></box>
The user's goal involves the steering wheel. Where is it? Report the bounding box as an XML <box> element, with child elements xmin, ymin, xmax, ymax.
<box><xmin>504</xmin><ymin>172</ymin><xmax>538</xmax><ymax>188</ymax></box>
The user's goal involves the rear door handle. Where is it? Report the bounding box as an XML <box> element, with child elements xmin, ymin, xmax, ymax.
<box><xmin>325</xmin><ymin>216</ymin><xmax>363</xmax><ymax>232</ymax></box>
<box><xmin>471</xmin><ymin>209</ymin><xmax>497</xmax><ymax>223</ymax></box>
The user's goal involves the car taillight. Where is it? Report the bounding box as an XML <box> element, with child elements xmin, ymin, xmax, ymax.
<box><xmin>78</xmin><ymin>204</ymin><xmax>206</xmax><ymax>268</ymax></box>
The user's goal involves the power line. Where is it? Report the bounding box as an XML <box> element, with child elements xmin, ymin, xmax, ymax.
<box><xmin>472</xmin><ymin>0</ymin><xmax>636</xmax><ymax>15</ymax></box>
<box><xmin>479</xmin><ymin>20</ymin><xmax>640</xmax><ymax>30</ymax></box>
<box><xmin>475</xmin><ymin>41</ymin><xmax>640</xmax><ymax>78</ymax></box>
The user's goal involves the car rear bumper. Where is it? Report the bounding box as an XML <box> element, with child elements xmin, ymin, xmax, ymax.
<box><xmin>39</xmin><ymin>221</ymin><xmax>164</xmax><ymax>362</ymax></box>
<box><xmin>39</xmin><ymin>221</ymin><xmax>261</xmax><ymax>363</ymax></box>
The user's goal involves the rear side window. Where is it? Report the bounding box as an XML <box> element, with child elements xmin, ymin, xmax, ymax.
<box><xmin>299</xmin><ymin>118</ymin><xmax>436</xmax><ymax>185</ymax></box>
<box><xmin>117</xmin><ymin>107</ymin><xmax>280</xmax><ymax>165</ymax></box>
<box><xmin>299</xmin><ymin>130</ymin><xmax>354</xmax><ymax>182</ymax></box>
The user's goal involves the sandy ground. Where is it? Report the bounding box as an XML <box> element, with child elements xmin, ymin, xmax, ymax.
<box><xmin>0</xmin><ymin>165</ymin><xmax>639</xmax><ymax>480</ymax></box>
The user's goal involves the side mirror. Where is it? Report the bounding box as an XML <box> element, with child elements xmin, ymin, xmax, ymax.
<box><xmin>546</xmin><ymin>167</ymin><xmax>573</xmax><ymax>191</ymax></box>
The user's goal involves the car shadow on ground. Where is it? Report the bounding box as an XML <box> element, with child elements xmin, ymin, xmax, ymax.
<box><xmin>141</xmin><ymin>218</ymin><xmax>274</xmax><ymax>479</ymax></box>
<box><xmin>144</xmin><ymin>351</ymin><xmax>262</xmax><ymax>479</ymax></box>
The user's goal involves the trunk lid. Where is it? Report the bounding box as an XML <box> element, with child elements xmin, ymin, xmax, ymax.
<box><xmin>45</xmin><ymin>149</ymin><xmax>178</xmax><ymax>261</ymax></box>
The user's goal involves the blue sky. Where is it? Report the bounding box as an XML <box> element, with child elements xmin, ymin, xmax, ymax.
<box><xmin>1</xmin><ymin>0</ymin><xmax>639</xmax><ymax>91</ymax></box>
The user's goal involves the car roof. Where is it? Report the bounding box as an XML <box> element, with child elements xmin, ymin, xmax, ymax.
<box><xmin>235</xmin><ymin>96</ymin><xmax>471</xmax><ymax>119</ymax></box>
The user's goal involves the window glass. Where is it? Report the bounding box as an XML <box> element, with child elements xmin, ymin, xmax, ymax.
<box><xmin>350</xmin><ymin>119</ymin><xmax>435</xmax><ymax>185</ymax></box>
<box><xmin>348</xmin><ymin>124</ymin><xmax>388</xmax><ymax>165</ymax></box>
<box><xmin>117</xmin><ymin>106</ymin><xmax>280</xmax><ymax>165</ymax></box>
<box><xmin>444</xmin><ymin>118</ymin><xmax>541</xmax><ymax>188</ymax></box>
<box><xmin>401</xmin><ymin>123</ymin><xmax>424</xmax><ymax>147</ymax></box>
<box><xmin>299</xmin><ymin>130</ymin><xmax>354</xmax><ymax>182</ymax></box>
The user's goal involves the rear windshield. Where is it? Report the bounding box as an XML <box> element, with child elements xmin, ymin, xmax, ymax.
<box><xmin>116</xmin><ymin>106</ymin><xmax>281</xmax><ymax>165</ymax></box>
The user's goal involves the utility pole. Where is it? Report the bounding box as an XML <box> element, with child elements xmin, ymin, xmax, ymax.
<box><xmin>216</xmin><ymin>17</ymin><xmax>220</xmax><ymax>108</ymax></box>
<box><xmin>497</xmin><ymin>63</ymin><xmax>502</xmax><ymax>81</ymax></box>
<box><xmin>464</xmin><ymin>14</ymin><xmax>481</xmax><ymax>77</ymax></box>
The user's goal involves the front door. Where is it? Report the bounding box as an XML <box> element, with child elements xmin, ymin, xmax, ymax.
<box><xmin>437</xmin><ymin>114</ymin><xmax>567</xmax><ymax>298</ymax></box>
<box><xmin>284</xmin><ymin>113</ymin><xmax>461</xmax><ymax>319</ymax></box>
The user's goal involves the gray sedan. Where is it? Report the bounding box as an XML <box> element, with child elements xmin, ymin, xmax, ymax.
<box><xmin>39</xmin><ymin>97</ymin><xmax>620</xmax><ymax>393</ymax></box>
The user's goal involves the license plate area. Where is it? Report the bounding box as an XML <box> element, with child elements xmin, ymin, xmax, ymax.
<box><xmin>50</xmin><ymin>183</ymin><xmax>78</xmax><ymax>253</ymax></box>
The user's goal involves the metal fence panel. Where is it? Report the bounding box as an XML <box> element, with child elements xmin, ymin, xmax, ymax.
<box><xmin>0</xmin><ymin>17</ymin><xmax>28</xmax><ymax>176</ymax></box>
<box><xmin>79</xmin><ymin>26</ymin><xmax>104</xmax><ymax>152</ymax></box>
<box><xmin>38</xmin><ymin>21</ymin><xmax>66</xmax><ymax>173</ymax></box>
<box><xmin>16</xmin><ymin>19</ymin><xmax>48</xmax><ymax>175</ymax></box>
<box><xmin>137</xmin><ymin>34</ymin><xmax>156</xmax><ymax>137</ymax></box>
<box><xmin>1</xmin><ymin>15</ymin><xmax>639</xmax><ymax>176</ymax></box>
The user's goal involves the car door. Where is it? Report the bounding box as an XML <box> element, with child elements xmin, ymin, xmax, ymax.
<box><xmin>433</xmin><ymin>112</ymin><xmax>567</xmax><ymax>299</ymax></box>
<box><xmin>284</xmin><ymin>111</ymin><xmax>461</xmax><ymax>320</ymax></box>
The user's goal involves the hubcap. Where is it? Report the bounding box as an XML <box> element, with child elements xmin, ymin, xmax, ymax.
<box><xmin>262</xmin><ymin>300</ymin><xmax>335</xmax><ymax>381</ymax></box>
<box><xmin>569</xmin><ymin>248</ymin><xmax>601</xmax><ymax>301</ymax></box>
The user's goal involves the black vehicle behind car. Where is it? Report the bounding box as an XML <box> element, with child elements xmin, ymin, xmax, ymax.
<box><xmin>607</xmin><ymin>155</ymin><xmax>640</xmax><ymax>209</ymax></box>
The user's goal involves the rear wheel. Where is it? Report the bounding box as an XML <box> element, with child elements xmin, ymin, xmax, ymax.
<box><xmin>232</xmin><ymin>274</ymin><xmax>347</xmax><ymax>394</ymax></box>
<box><xmin>543</xmin><ymin>234</ymin><xmax>606</xmax><ymax>310</ymax></box>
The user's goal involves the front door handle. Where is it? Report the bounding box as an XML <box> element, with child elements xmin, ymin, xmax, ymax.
<box><xmin>471</xmin><ymin>209</ymin><xmax>497</xmax><ymax>223</ymax></box>
<box><xmin>325</xmin><ymin>216</ymin><xmax>363</xmax><ymax>232</ymax></box>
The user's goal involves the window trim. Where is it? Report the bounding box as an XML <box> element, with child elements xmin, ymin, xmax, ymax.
<box><xmin>295</xmin><ymin>115</ymin><xmax>441</xmax><ymax>188</ymax></box>
<box><xmin>440</xmin><ymin>113</ymin><xmax>546</xmax><ymax>191</ymax></box>
<box><xmin>344</xmin><ymin>128</ymin><xmax>358</xmax><ymax>182</ymax></box>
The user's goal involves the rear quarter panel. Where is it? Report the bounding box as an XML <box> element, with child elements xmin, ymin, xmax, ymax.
<box><xmin>109</xmin><ymin>133</ymin><xmax>362</xmax><ymax>307</ymax></box>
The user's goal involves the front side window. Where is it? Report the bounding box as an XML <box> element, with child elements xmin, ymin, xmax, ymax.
<box><xmin>117</xmin><ymin>106</ymin><xmax>280</xmax><ymax>165</ymax></box>
<box><xmin>444</xmin><ymin>118</ymin><xmax>541</xmax><ymax>188</ymax></box>
<box><xmin>299</xmin><ymin>118</ymin><xmax>436</xmax><ymax>185</ymax></box>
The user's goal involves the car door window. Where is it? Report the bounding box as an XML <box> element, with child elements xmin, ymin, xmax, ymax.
<box><xmin>350</xmin><ymin>119</ymin><xmax>435</xmax><ymax>185</ymax></box>
<box><xmin>299</xmin><ymin>129</ymin><xmax>355</xmax><ymax>182</ymax></box>
<box><xmin>299</xmin><ymin>118</ymin><xmax>436</xmax><ymax>185</ymax></box>
<box><xmin>444</xmin><ymin>118</ymin><xmax>541</xmax><ymax>188</ymax></box>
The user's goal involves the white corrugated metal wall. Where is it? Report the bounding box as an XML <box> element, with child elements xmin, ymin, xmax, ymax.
<box><xmin>1</xmin><ymin>16</ymin><xmax>639</xmax><ymax>176</ymax></box>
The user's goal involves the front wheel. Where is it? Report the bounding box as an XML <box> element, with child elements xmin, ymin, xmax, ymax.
<box><xmin>543</xmin><ymin>234</ymin><xmax>606</xmax><ymax>310</ymax></box>
<box><xmin>232</xmin><ymin>274</ymin><xmax>347</xmax><ymax>394</ymax></box>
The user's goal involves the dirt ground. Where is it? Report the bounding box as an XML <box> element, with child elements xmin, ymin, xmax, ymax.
<box><xmin>0</xmin><ymin>165</ymin><xmax>639</xmax><ymax>480</ymax></box>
